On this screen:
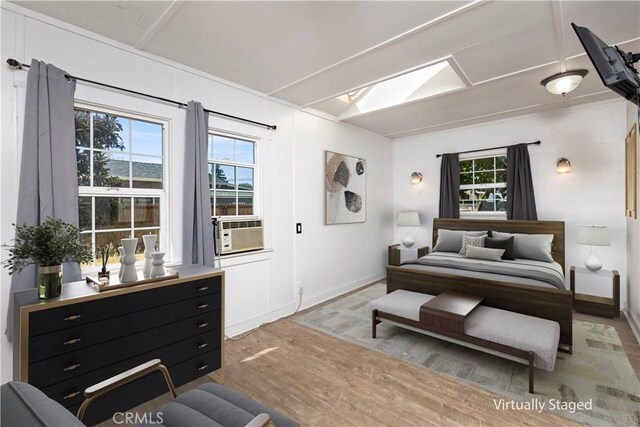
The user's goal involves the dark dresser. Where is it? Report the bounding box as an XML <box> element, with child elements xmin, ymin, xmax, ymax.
<box><xmin>13</xmin><ymin>264</ymin><xmax>224</xmax><ymax>426</ymax></box>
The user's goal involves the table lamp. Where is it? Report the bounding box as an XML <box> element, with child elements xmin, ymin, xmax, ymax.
<box><xmin>578</xmin><ymin>225</ymin><xmax>610</xmax><ymax>271</ymax></box>
<box><xmin>397</xmin><ymin>212</ymin><xmax>421</xmax><ymax>248</ymax></box>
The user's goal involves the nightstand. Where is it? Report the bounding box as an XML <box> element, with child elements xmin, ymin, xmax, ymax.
<box><xmin>570</xmin><ymin>265</ymin><xmax>620</xmax><ymax>318</ymax></box>
<box><xmin>388</xmin><ymin>244</ymin><xmax>429</xmax><ymax>266</ymax></box>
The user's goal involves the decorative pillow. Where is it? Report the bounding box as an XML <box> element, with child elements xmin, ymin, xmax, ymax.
<box><xmin>491</xmin><ymin>231</ymin><xmax>554</xmax><ymax>263</ymax></box>
<box><xmin>459</xmin><ymin>234</ymin><xmax>486</xmax><ymax>256</ymax></box>
<box><xmin>464</xmin><ymin>246</ymin><xmax>505</xmax><ymax>262</ymax></box>
<box><xmin>433</xmin><ymin>229</ymin><xmax>488</xmax><ymax>253</ymax></box>
<box><xmin>485</xmin><ymin>236</ymin><xmax>515</xmax><ymax>260</ymax></box>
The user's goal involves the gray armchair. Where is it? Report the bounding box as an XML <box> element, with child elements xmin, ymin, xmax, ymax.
<box><xmin>1</xmin><ymin>359</ymin><xmax>298</xmax><ymax>427</ymax></box>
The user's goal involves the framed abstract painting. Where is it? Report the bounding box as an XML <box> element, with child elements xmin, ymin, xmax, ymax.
<box><xmin>325</xmin><ymin>151</ymin><xmax>366</xmax><ymax>224</ymax></box>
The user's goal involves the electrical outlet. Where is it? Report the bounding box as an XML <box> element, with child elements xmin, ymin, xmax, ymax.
<box><xmin>297</xmin><ymin>286</ymin><xmax>304</xmax><ymax>295</ymax></box>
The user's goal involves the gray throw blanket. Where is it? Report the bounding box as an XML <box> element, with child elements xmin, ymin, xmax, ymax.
<box><xmin>402</xmin><ymin>253</ymin><xmax>565</xmax><ymax>290</ymax></box>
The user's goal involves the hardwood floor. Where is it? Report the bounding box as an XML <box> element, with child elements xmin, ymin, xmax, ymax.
<box><xmin>96</xmin><ymin>301</ymin><xmax>640</xmax><ymax>427</ymax></box>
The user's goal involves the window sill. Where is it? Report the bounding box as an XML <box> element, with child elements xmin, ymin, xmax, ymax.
<box><xmin>217</xmin><ymin>248</ymin><xmax>273</xmax><ymax>267</ymax></box>
<box><xmin>460</xmin><ymin>212</ymin><xmax>507</xmax><ymax>219</ymax></box>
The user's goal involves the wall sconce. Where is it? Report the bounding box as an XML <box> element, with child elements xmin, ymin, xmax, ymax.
<box><xmin>411</xmin><ymin>172</ymin><xmax>423</xmax><ymax>184</ymax></box>
<box><xmin>556</xmin><ymin>158</ymin><xmax>571</xmax><ymax>174</ymax></box>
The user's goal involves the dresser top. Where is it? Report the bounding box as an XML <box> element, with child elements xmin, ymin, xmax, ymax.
<box><xmin>14</xmin><ymin>264</ymin><xmax>223</xmax><ymax>312</ymax></box>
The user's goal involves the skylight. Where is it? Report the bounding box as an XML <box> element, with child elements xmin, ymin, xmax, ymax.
<box><xmin>337</xmin><ymin>59</ymin><xmax>468</xmax><ymax>118</ymax></box>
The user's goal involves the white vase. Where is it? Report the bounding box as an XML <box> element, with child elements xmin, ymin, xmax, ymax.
<box><xmin>118</xmin><ymin>247</ymin><xmax>124</xmax><ymax>281</ymax></box>
<box><xmin>142</xmin><ymin>234</ymin><xmax>157</xmax><ymax>278</ymax></box>
<box><xmin>120</xmin><ymin>238</ymin><xmax>139</xmax><ymax>283</ymax></box>
<box><xmin>150</xmin><ymin>252</ymin><xmax>165</xmax><ymax>278</ymax></box>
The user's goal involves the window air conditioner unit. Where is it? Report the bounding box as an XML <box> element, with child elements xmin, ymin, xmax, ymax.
<box><xmin>219</xmin><ymin>220</ymin><xmax>264</xmax><ymax>254</ymax></box>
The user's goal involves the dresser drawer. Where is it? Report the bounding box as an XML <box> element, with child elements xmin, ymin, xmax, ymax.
<box><xmin>29</xmin><ymin>276</ymin><xmax>221</xmax><ymax>337</ymax></box>
<box><xmin>66</xmin><ymin>350</ymin><xmax>221</xmax><ymax>426</ymax></box>
<box><xmin>30</xmin><ymin>311</ymin><xmax>220</xmax><ymax>388</ymax></box>
<box><xmin>41</xmin><ymin>329</ymin><xmax>221</xmax><ymax>409</ymax></box>
<box><xmin>30</xmin><ymin>293</ymin><xmax>221</xmax><ymax>362</ymax></box>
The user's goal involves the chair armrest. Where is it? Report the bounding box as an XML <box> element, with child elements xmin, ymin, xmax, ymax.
<box><xmin>77</xmin><ymin>359</ymin><xmax>177</xmax><ymax>421</ymax></box>
<box><xmin>245</xmin><ymin>413</ymin><xmax>270</xmax><ymax>427</ymax></box>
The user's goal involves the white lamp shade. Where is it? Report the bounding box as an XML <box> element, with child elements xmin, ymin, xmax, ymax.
<box><xmin>578</xmin><ymin>225</ymin><xmax>610</xmax><ymax>246</ymax></box>
<box><xmin>397</xmin><ymin>211</ymin><xmax>420</xmax><ymax>226</ymax></box>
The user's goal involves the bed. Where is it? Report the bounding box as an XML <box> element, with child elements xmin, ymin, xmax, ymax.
<box><xmin>386</xmin><ymin>218</ymin><xmax>573</xmax><ymax>352</ymax></box>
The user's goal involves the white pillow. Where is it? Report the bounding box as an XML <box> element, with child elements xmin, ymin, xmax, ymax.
<box><xmin>464</xmin><ymin>246</ymin><xmax>505</xmax><ymax>262</ymax></box>
<box><xmin>459</xmin><ymin>235</ymin><xmax>486</xmax><ymax>256</ymax></box>
<box><xmin>433</xmin><ymin>229</ymin><xmax>488</xmax><ymax>253</ymax></box>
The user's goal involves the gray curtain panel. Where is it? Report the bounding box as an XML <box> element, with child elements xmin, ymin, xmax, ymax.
<box><xmin>182</xmin><ymin>101</ymin><xmax>215</xmax><ymax>267</ymax></box>
<box><xmin>439</xmin><ymin>153</ymin><xmax>460</xmax><ymax>218</ymax></box>
<box><xmin>5</xmin><ymin>60</ymin><xmax>80</xmax><ymax>342</ymax></box>
<box><xmin>506</xmin><ymin>143</ymin><xmax>538</xmax><ymax>220</ymax></box>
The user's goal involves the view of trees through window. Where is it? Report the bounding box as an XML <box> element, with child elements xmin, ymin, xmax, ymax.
<box><xmin>459</xmin><ymin>155</ymin><xmax>507</xmax><ymax>213</ymax></box>
<box><xmin>208</xmin><ymin>134</ymin><xmax>256</xmax><ymax>217</ymax></box>
<box><xmin>75</xmin><ymin>108</ymin><xmax>164</xmax><ymax>265</ymax></box>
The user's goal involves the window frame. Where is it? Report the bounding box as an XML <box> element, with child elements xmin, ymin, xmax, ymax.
<box><xmin>207</xmin><ymin>129</ymin><xmax>261</xmax><ymax>220</ymax></box>
<box><xmin>74</xmin><ymin>101</ymin><xmax>170</xmax><ymax>269</ymax></box>
<box><xmin>459</xmin><ymin>151</ymin><xmax>507</xmax><ymax>217</ymax></box>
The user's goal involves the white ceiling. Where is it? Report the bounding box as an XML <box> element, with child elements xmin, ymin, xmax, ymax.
<box><xmin>12</xmin><ymin>1</ymin><xmax>640</xmax><ymax>138</ymax></box>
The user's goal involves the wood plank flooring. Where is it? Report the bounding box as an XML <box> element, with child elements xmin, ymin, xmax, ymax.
<box><xmin>96</xmin><ymin>298</ymin><xmax>640</xmax><ymax>427</ymax></box>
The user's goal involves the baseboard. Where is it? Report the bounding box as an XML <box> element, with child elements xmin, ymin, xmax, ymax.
<box><xmin>224</xmin><ymin>271</ymin><xmax>385</xmax><ymax>338</ymax></box>
<box><xmin>299</xmin><ymin>272</ymin><xmax>386</xmax><ymax>311</ymax></box>
<box><xmin>225</xmin><ymin>303</ymin><xmax>297</xmax><ymax>338</ymax></box>
<box><xmin>624</xmin><ymin>309</ymin><xmax>640</xmax><ymax>346</ymax></box>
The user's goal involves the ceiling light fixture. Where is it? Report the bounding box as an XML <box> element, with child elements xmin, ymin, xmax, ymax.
<box><xmin>540</xmin><ymin>70</ymin><xmax>589</xmax><ymax>96</ymax></box>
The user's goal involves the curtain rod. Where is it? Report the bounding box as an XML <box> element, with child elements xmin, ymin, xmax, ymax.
<box><xmin>6</xmin><ymin>58</ymin><xmax>277</xmax><ymax>131</ymax></box>
<box><xmin>435</xmin><ymin>140</ymin><xmax>541</xmax><ymax>158</ymax></box>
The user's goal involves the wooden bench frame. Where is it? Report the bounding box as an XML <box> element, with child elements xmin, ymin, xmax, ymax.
<box><xmin>372</xmin><ymin>309</ymin><xmax>537</xmax><ymax>393</ymax></box>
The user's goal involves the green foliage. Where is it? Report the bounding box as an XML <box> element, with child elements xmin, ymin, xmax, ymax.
<box><xmin>2</xmin><ymin>218</ymin><xmax>92</xmax><ymax>274</ymax></box>
<box><xmin>75</xmin><ymin>110</ymin><xmax>125</xmax><ymax>188</ymax></box>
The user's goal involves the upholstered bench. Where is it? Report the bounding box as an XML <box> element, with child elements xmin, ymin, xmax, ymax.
<box><xmin>369</xmin><ymin>290</ymin><xmax>560</xmax><ymax>393</ymax></box>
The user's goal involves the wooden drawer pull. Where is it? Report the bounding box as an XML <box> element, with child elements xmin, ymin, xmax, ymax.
<box><xmin>63</xmin><ymin>314</ymin><xmax>82</xmax><ymax>321</ymax></box>
<box><xmin>198</xmin><ymin>364</ymin><xmax>209</xmax><ymax>371</ymax></box>
<box><xmin>197</xmin><ymin>322</ymin><xmax>209</xmax><ymax>329</ymax></box>
<box><xmin>63</xmin><ymin>364</ymin><xmax>81</xmax><ymax>372</ymax></box>
<box><xmin>198</xmin><ymin>304</ymin><xmax>209</xmax><ymax>309</ymax></box>
<box><xmin>63</xmin><ymin>391</ymin><xmax>81</xmax><ymax>400</ymax></box>
<box><xmin>63</xmin><ymin>338</ymin><xmax>82</xmax><ymax>346</ymax></box>
<box><xmin>197</xmin><ymin>342</ymin><xmax>209</xmax><ymax>349</ymax></box>
<box><xmin>197</xmin><ymin>286</ymin><xmax>209</xmax><ymax>291</ymax></box>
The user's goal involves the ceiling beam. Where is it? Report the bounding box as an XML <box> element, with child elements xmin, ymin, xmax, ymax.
<box><xmin>267</xmin><ymin>0</ymin><xmax>488</xmax><ymax>97</ymax></box>
<box><xmin>550</xmin><ymin>0</ymin><xmax>566</xmax><ymax>73</ymax></box>
<box><xmin>135</xmin><ymin>0</ymin><xmax>185</xmax><ymax>50</ymax></box>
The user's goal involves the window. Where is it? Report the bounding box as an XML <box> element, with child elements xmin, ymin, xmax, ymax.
<box><xmin>75</xmin><ymin>106</ymin><xmax>167</xmax><ymax>265</ymax></box>
<box><xmin>459</xmin><ymin>155</ymin><xmax>507</xmax><ymax>214</ymax></box>
<box><xmin>208</xmin><ymin>133</ymin><xmax>257</xmax><ymax>217</ymax></box>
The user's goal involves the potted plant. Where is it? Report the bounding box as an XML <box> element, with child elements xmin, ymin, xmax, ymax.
<box><xmin>95</xmin><ymin>242</ymin><xmax>118</xmax><ymax>282</ymax></box>
<box><xmin>2</xmin><ymin>217</ymin><xmax>92</xmax><ymax>299</ymax></box>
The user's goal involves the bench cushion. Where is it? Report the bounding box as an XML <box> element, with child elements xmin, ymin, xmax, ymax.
<box><xmin>1</xmin><ymin>381</ymin><xmax>85</xmax><ymax>427</ymax></box>
<box><xmin>368</xmin><ymin>290</ymin><xmax>434</xmax><ymax>321</ymax></box>
<box><xmin>142</xmin><ymin>382</ymin><xmax>299</xmax><ymax>427</ymax></box>
<box><xmin>465</xmin><ymin>306</ymin><xmax>560</xmax><ymax>371</ymax></box>
<box><xmin>370</xmin><ymin>290</ymin><xmax>560</xmax><ymax>371</ymax></box>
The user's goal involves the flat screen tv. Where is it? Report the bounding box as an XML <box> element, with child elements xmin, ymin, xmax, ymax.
<box><xmin>572</xmin><ymin>23</ymin><xmax>640</xmax><ymax>106</ymax></box>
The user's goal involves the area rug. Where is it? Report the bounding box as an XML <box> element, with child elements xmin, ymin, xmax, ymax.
<box><xmin>292</xmin><ymin>284</ymin><xmax>640</xmax><ymax>426</ymax></box>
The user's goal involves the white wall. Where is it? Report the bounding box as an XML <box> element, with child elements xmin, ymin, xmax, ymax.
<box><xmin>392</xmin><ymin>100</ymin><xmax>628</xmax><ymax>305</ymax></box>
<box><xmin>626</xmin><ymin>102</ymin><xmax>640</xmax><ymax>341</ymax></box>
<box><xmin>0</xmin><ymin>4</ymin><xmax>392</xmax><ymax>383</ymax></box>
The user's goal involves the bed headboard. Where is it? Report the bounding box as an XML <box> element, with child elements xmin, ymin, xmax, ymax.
<box><xmin>432</xmin><ymin>218</ymin><xmax>565</xmax><ymax>271</ymax></box>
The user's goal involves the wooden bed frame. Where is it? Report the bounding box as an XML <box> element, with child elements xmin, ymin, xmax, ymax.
<box><xmin>386</xmin><ymin>218</ymin><xmax>573</xmax><ymax>352</ymax></box>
